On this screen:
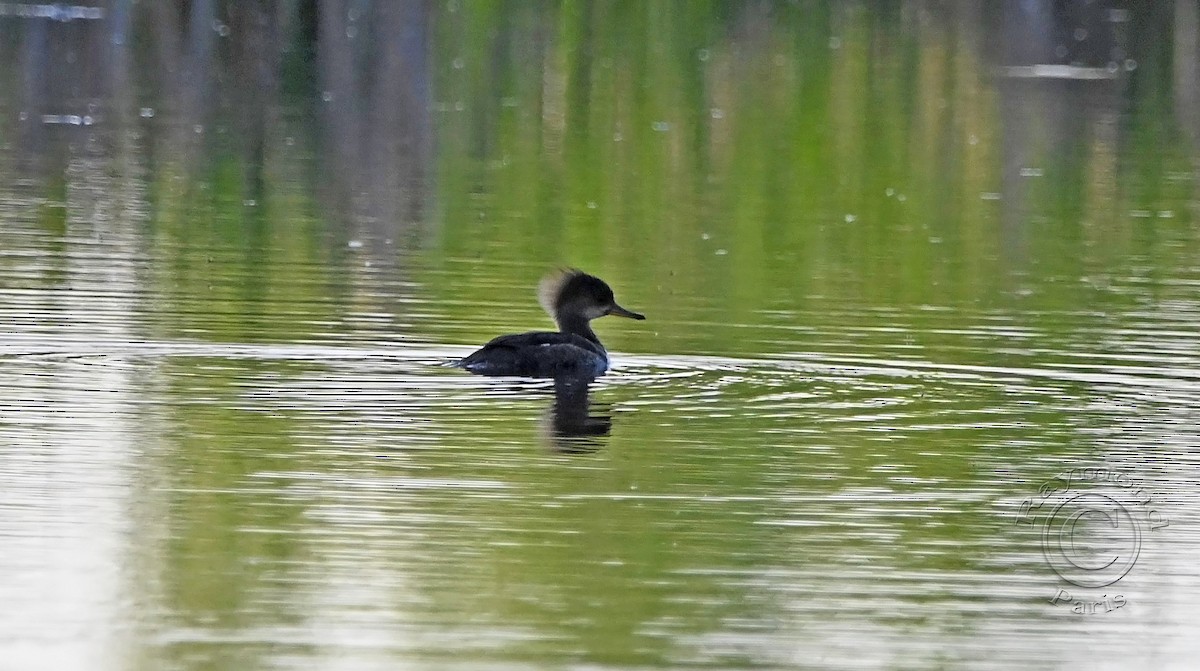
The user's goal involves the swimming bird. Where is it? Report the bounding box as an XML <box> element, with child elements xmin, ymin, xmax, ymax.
<box><xmin>457</xmin><ymin>269</ymin><xmax>645</xmax><ymax>378</ymax></box>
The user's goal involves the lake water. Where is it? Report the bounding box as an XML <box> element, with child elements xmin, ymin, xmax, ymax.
<box><xmin>2</xmin><ymin>2</ymin><xmax>1200</xmax><ymax>669</ymax></box>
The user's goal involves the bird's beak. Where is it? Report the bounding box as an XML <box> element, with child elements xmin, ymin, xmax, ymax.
<box><xmin>608</xmin><ymin>303</ymin><xmax>645</xmax><ymax>320</ymax></box>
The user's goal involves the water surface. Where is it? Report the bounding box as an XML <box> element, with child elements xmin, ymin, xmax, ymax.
<box><xmin>2</xmin><ymin>2</ymin><xmax>1200</xmax><ymax>669</ymax></box>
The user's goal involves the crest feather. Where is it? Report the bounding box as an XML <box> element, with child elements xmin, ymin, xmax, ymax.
<box><xmin>538</xmin><ymin>267</ymin><xmax>583</xmax><ymax>316</ymax></box>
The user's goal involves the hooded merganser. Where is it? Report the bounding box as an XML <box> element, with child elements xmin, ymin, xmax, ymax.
<box><xmin>457</xmin><ymin>269</ymin><xmax>645</xmax><ymax>378</ymax></box>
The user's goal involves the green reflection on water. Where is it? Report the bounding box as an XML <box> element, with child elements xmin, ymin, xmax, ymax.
<box><xmin>425</xmin><ymin>1</ymin><xmax>1197</xmax><ymax>361</ymax></box>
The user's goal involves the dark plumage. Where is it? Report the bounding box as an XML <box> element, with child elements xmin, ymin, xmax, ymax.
<box><xmin>457</xmin><ymin>269</ymin><xmax>645</xmax><ymax>378</ymax></box>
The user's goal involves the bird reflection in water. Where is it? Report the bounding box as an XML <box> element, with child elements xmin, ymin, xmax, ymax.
<box><xmin>540</xmin><ymin>374</ymin><xmax>612</xmax><ymax>453</ymax></box>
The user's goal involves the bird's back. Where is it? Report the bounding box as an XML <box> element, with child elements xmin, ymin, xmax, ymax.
<box><xmin>458</xmin><ymin>331</ymin><xmax>607</xmax><ymax>378</ymax></box>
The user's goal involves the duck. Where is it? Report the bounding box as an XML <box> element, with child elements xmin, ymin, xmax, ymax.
<box><xmin>457</xmin><ymin>269</ymin><xmax>645</xmax><ymax>378</ymax></box>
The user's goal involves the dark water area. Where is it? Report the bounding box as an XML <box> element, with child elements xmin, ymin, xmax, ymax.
<box><xmin>2</xmin><ymin>1</ymin><xmax>1200</xmax><ymax>669</ymax></box>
